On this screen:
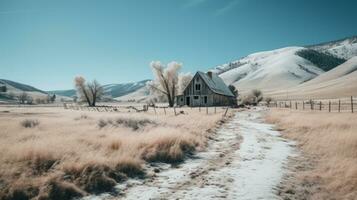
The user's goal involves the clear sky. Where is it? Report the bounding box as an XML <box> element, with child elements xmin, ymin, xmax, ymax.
<box><xmin>1</xmin><ymin>0</ymin><xmax>357</xmax><ymax>90</ymax></box>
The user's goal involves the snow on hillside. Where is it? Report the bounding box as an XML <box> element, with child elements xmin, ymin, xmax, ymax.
<box><xmin>309</xmin><ymin>36</ymin><xmax>357</xmax><ymax>59</ymax></box>
<box><xmin>50</xmin><ymin>80</ymin><xmax>150</xmax><ymax>99</ymax></box>
<box><xmin>115</xmin><ymin>86</ymin><xmax>150</xmax><ymax>102</ymax></box>
<box><xmin>213</xmin><ymin>47</ymin><xmax>325</xmax><ymax>93</ymax></box>
<box><xmin>268</xmin><ymin>57</ymin><xmax>357</xmax><ymax>99</ymax></box>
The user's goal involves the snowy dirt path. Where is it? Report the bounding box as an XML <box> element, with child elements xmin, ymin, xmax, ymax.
<box><xmin>88</xmin><ymin>109</ymin><xmax>295</xmax><ymax>200</ymax></box>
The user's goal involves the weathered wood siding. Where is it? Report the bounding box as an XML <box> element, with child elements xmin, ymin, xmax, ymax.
<box><xmin>177</xmin><ymin>73</ymin><xmax>234</xmax><ymax>107</ymax></box>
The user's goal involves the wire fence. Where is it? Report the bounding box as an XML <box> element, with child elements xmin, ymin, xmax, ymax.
<box><xmin>63</xmin><ymin>103</ymin><xmax>231</xmax><ymax>117</ymax></box>
<box><xmin>269</xmin><ymin>96</ymin><xmax>356</xmax><ymax>113</ymax></box>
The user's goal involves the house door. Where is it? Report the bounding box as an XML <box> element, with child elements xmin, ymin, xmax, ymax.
<box><xmin>186</xmin><ymin>96</ymin><xmax>190</xmax><ymax>106</ymax></box>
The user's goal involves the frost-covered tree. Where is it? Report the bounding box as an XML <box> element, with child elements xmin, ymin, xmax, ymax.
<box><xmin>178</xmin><ymin>72</ymin><xmax>193</xmax><ymax>94</ymax></box>
<box><xmin>148</xmin><ymin>61</ymin><xmax>182</xmax><ymax>107</ymax></box>
<box><xmin>74</xmin><ymin>76</ymin><xmax>103</xmax><ymax>106</ymax></box>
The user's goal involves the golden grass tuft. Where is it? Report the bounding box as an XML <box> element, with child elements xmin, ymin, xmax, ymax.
<box><xmin>266</xmin><ymin>109</ymin><xmax>357</xmax><ymax>199</ymax></box>
<box><xmin>141</xmin><ymin>133</ymin><xmax>198</xmax><ymax>163</ymax></box>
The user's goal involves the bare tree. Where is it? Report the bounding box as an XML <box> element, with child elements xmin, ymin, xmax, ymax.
<box><xmin>251</xmin><ymin>89</ymin><xmax>263</xmax><ymax>105</ymax></box>
<box><xmin>86</xmin><ymin>80</ymin><xmax>103</xmax><ymax>106</ymax></box>
<box><xmin>148</xmin><ymin>61</ymin><xmax>182</xmax><ymax>107</ymax></box>
<box><xmin>18</xmin><ymin>92</ymin><xmax>28</xmax><ymax>104</ymax></box>
<box><xmin>74</xmin><ymin>76</ymin><xmax>103</xmax><ymax>106</ymax></box>
<box><xmin>265</xmin><ymin>97</ymin><xmax>273</xmax><ymax>107</ymax></box>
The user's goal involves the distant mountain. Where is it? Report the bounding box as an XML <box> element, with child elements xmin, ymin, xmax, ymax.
<box><xmin>50</xmin><ymin>79</ymin><xmax>150</xmax><ymax>99</ymax></box>
<box><xmin>0</xmin><ymin>79</ymin><xmax>49</xmax><ymax>103</ymax></box>
<box><xmin>0</xmin><ymin>79</ymin><xmax>47</xmax><ymax>94</ymax></box>
<box><xmin>211</xmin><ymin>35</ymin><xmax>357</xmax><ymax>95</ymax></box>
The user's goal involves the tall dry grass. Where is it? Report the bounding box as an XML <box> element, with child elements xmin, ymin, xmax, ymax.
<box><xmin>266</xmin><ymin>109</ymin><xmax>357</xmax><ymax>200</ymax></box>
<box><xmin>0</xmin><ymin>106</ymin><xmax>227</xmax><ymax>199</ymax></box>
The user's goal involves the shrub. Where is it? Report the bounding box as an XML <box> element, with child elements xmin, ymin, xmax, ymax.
<box><xmin>265</xmin><ymin>97</ymin><xmax>273</xmax><ymax>106</ymax></box>
<box><xmin>142</xmin><ymin>136</ymin><xmax>197</xmax><ymax>163</ymax></box>
<box><xmin>21</xmin><ymin>119</ymin><xmax>39</xmax><ymax>128</ymax></box>
<box><xmin>38</xmin><ymin>179</ymin><xmax>85</xmax><ymax>200</ymax></box>
<box><xmin>98</xmin><ymin>119</ymin><xmax>108</xmax><ymax>128</ymax></box>
<box><xmin>22</xmin><ymin>151</ymin><xmax>59</xmax><ymax>174</ymax></box>
<box><xmin>240</xmin><ymin>89</ymin><xmax>264</xmax><ymax>106</ymax></box>
<box><xmin>1</xmin><ymin>182</ymin><xmax>39</xmax><ymax>200</ymax></box>
<box><xmin>98</xmin><ymin>117</ymin><xmax>156</xmax><ymax>130</ymax></box>
<box><xmin>115</xmin><ymin>117</ymin><xmax>154</xmax><ymax>130</ymax></box>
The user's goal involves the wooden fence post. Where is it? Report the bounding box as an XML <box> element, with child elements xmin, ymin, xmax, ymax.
<box><xmin>295</xmin><ymin>102</ymin><xmax>297</xmax><ymax>110</ymax></box>
<box><xmin>173</xmin><ymin>107</ymin><xmax>177</xmax><ymax>116</ymax></box>
<box><xmin>153</xmin><ymin>106</ymin><xmax>157</xmax><ymax>115</ymax></box>
<box><xmin>199</xmin><ymin>106</ymin><xmax>201</xmax><ymax>112</ymax></box>
<box><xmin>351</xmin><ymin>96</ymin><xmax>354</xmax><ymax>113</ymax></box>
<box><xmin>214</xmin><ymin>107</ymin><xmax>216</xmax><ymax>114</ymax></box>
<box><xmin>223</xmin><ymin>107</ymin><xmax>229</xmax><ymax>117</ymax></box>
<box><xmin>303</xmin><ymin>101</ymin><xmax>305</xmax><ymax>110</ymax></box>
<box><xmin>338</xmin><ymin>100</ymin><xmax>341</xmax><ymax>112</ymax></box>
<box><xmin>163</xmin><ymin>107</ymin><xmax>166</xmax><ymax>115</ymax></box>
<box><xmin>289</xmin><ymin>101</ymin><xmax>292</xmax><ymax>109</ymax></box>
<box><xmin>319</xmin><ymin>101</ymin><xmax>322</xmax><ymax>111</ymax></box>
<box><xmin>206</xmin><ymin>106</ymin><xmax>208</xmax><ymax>114</ymax></box>
<box><xmin>329</xmin><ymin>101</ymin><xmax>331</xmax><ymax>112</ymax></box>
<box><xmin>311</xmin><ymin>100</ymin><xmax>313</xmax><ymax>110</ymax></box>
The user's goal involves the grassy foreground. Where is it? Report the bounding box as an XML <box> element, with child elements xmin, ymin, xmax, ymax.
<box><xmin>266</xmin><ymin>109</ymin><xmax>357</xmax><ymax>200</ymax></box>
<box><xmin>0</xmin><ymin>106</ymin><xmax>229</xmax><ymax>200</ymax></box>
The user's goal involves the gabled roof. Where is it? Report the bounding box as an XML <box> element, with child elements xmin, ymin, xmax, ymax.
<box><xmin>196</xmin><ymin>71</ymin><xmax>235</xmax><ymax>97</ymax></box>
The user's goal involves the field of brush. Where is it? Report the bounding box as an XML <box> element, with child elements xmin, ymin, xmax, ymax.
<box><xmin>266</xmin><ymin>109</ymin><xmax>357</xmax><ymax>200</ymax></box>
<box><xmin>0</xmin><ymin>105</ymin><xmax>230</xmax><ymax>200</ymax></box>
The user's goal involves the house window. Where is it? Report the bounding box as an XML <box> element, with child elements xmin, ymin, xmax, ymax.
<box><xmin>195</xmin><ymin>84</ymin><xmax>201</xmax><ymax>91</ymax></box>
<box><xmin>194</xmin><ymin>96</ymin><xmax>199</xmax><ymax>100</ymax></box>
<box><xmin>204</xmin><ymin>96</ymin><xmax>208</xmax><ymax>104</ymax></box>
<box><xmin>180</xmin><ymin>97</ymin><xmax>183</xmax><ymax>102</ymax></box>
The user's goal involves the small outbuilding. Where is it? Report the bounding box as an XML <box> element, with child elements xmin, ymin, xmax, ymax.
<box><xmin>176</xmin><ymin>71</ymin><xmax>236</xmax><ymax>107</ymax></box>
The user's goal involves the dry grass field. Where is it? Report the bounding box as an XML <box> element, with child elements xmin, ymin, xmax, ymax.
<box><xmin>266</xmin><ymin>109</ymin><xmax>357</xmax><ymax>200</ymax></box>
<box><xmin>0</xmin><ymin>106</ymin><xmax>230</xmax><ymax>200</ymax></box>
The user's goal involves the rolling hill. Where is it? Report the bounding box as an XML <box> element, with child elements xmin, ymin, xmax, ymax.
<box><xmin>49</xmin><ymin>80</ymin><xmax>150</xmax><ymax>99</ymax></box>
<box><xmin>211</xmin><ymin>36</ymin><xmax>357</xmax><ymax>97</ymax></box>
<box><xmin>268</xmin><ymin>57</ymin><xmax>357</xmax><ymax>99</ymax></box>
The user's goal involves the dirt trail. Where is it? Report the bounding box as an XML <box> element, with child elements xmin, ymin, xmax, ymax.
<box><xmin>87</xmin><ymin>108</ymin><xmax>295</xmax><ymax>200</ymax></box>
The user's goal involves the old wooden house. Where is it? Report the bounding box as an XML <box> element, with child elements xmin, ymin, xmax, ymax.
<box><xmin>176</xmin><ymin>71</ymin><xmax>236</xmax><ymax>107</ymax></box>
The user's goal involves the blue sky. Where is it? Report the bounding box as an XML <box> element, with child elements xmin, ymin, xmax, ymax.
<box><xmin>1</xmin><ymin>0</ymin><xmax>357</xmax><ymax>90</ymax></box>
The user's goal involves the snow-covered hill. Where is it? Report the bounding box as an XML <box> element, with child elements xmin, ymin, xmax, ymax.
<box><xmin>268</xmin><ymin>57</ymin><xmax>357</xmax><ymax>98</ymax></box>
<box><xmin>308</xmin><ymin>36</ymin><xmax>357</xmax><ymax>59</ymax></box>
<box><xmin>0</xmin><ymin>79</ymin><xmax>49</xmax><ymax>103</ymax></box>
<box><xmin>212</xmin><ymin>36</ymin><xmax>357</xmax><ymax>95</ymax></box>
<box><xmin>51</xmin><ymin>80</ymin><xmax>150</xmax><ymax>99</ymax></box>
<box><xmin>213</xmin><ymin>47</ymin><xmax>325</xmax><ymax>93</ymax></box>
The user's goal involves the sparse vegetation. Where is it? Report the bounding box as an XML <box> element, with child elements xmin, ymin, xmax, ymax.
<box><xmin>240</xmin><ymin>89</ymin><xmax>264</xmax><ymax>106</ymax></box>
<box><xmin>265</xmin><ymin>97</ymin><xmax>273</xmax><ymax>106</ymax></box>
<box><xmin>21</xmin><ymin>119</ymin><xmax>40</xmax><ymax>128</ymax></box>
<box><xmin>296</xmin><ymin>49</ymin><xmax>346</xmax><ymax>71</ymax></box>
<box><xmin>0</xmin><ymin>106</ymin><xmax>225</xmax><ymax>199</ymax></box>
<box><xmin>266</xmin><ymin>110</ymin><xmax>357</xmax><ymax>199</ymax></box>
<box><xmin>98</xmin><ymin>117</ymin><xmax>156</xmax><ymax>130</ymax></box>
